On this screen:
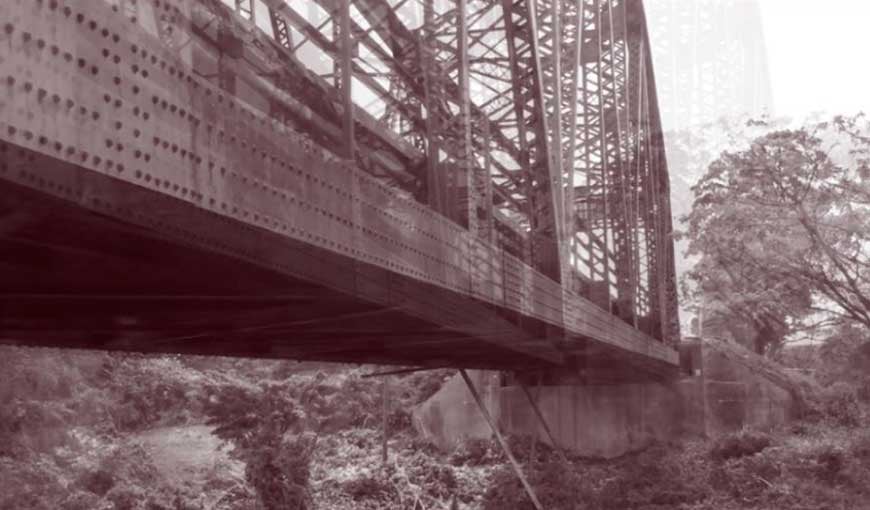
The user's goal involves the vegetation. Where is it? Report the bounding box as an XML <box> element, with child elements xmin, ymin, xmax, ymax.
<box><xmin>1</xmin><ymin>342</ymin><xmax>868</xmax><ymax>509</ymax></box>
<box><xmin>0</xmin><ymin>347</ymin><xmax>468</xmax><ymax>509</ymax></box>
<box><xmin>481</xmin><ymin>420</ymin><xmax>870</xmax><ymax>510</ymax></box>
<box><xmin>681</xmin><ymin>114</ymin><xmax>870</xmax><ymax>354</ymax></box>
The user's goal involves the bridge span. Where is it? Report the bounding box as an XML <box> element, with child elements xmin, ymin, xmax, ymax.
<box><xmin>0</xmin><ymin>0</ymin><xmax>679</xmax><ymax>381</ymax></box>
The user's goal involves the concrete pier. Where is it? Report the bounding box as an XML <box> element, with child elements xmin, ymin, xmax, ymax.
<box><xmin>413</xmin><ymin>337</ymin><xmax>799</xmax><ymax>458</ymax></box>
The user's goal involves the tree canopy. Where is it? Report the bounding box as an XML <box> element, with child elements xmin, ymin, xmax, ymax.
<box><xmin>681</xmin><ymin>114</ymin><xmax>870</xmax><ymax>353</ymax></box>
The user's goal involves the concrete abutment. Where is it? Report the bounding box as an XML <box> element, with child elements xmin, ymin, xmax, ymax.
<box><xmin>412</xmin><ymin>337</ymin><xmax>799</xmax><ymax>458</ymax></box>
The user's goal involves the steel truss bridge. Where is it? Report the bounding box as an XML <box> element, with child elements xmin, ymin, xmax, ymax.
<box><xmin>0</xmin><ymin>0</ymin><xmax>680</xmax><ymax>382</ymax></box>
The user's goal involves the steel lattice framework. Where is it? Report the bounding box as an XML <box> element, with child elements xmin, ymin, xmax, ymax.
<box><xmin>184</xmin><ymin>0</ymin><xmax>675</xmax><ymax>341</ymax></box>
<box><xmin>213</xmin><ymin>0</ymin><xmax>679</xmax><ymax>341</ymax></box>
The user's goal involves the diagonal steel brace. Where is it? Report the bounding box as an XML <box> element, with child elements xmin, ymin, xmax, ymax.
<box><xmin>459</xmin><ymin>369</ymin><xmax>543</xmax><ymax>510</ymax></box>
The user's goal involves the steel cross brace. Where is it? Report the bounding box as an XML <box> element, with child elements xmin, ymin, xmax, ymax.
<box><xmin>260</xmin><ymin>0</ymin><xmax>529</xmax><ymax>225</ymax></box>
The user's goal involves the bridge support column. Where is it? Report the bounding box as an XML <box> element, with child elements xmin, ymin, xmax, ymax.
<box><xmin>415</xmin><ymin>342</ymin><xmax>803</xmax><ymax>458</ymax></box>
<box><xmin>415</xmin><ymin>369</ymin><xmax>684</xmax><ymax>459</ymax></box>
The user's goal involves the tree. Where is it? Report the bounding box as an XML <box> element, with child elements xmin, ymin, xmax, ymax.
<box><xmin>682</xmin><ymin>114</ymin><xmax>870</xmax><ymax>353</ymax></box>
<box><xmin>664</xmin><ymin>115</ymin><xmax>785</xmax><ymax>332</ymax></box>
<box><xmin>204</xmin><ymin>382</ymin><xmax>316</xmax><ymax>510</ymax></box>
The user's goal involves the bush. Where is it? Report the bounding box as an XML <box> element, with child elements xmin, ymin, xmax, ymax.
<box><xmin>597</xmin><ymin>443</ymin><xmax>709</xmax><ymax>509</ymax></box>
<box><xmin>709</xmin><ymin>453</ymin><xmax>782</xmax><ymax>503</ymax></box>
<box><xmin>397</xmin><ymin>369</ymin><xmax>454</xmax><ymax>406</ymax></box>
<box><xmin>849</xmin><ymin>431</ymin><xmax>870</xmax><ymax>465</ymax></box>
<box><xmin>505</xmin><ymin>435</ymin><xmax>559</xmax><ymax>464</ymax></box>
<box><xmin>483</xmin><ymin>461</ymin><xmax>594</xmax><ymax>510</ymax></box>
<box><xmin>342</xmin><ymin>475</ymin><xmax>395</xmax><ymax>502</ymax></box>
<box><xmin>404</xmin><ymin>450</ymin><xmax>458</xmax><ymax>501</ymax></box>
<box><xmin>59</xmin><ymin>490</ymin><xmax>101</xmax><ymax>510</ymax></box>
<box><xmin>245</xmin><ymin>437</ymin><xmax>314</xmax><ymax>510</ymax></box>
<box><xmin>811</xmin><ymin>444</ymin><xmax>846</xmax><ymax>484</ymax></box>
<box><xmin>710</xmin><ymin>430</ymin><xmax>773</xmax><ymax>461</ymax></box>
<box><xmin>204</xmin><ymin>382</ymin><xmax>314</xmax><ymax>510</ymax></box>
<box><xmin>105</xmin><ymin>483</ymin><xmax>148</xmax><ymax>510</ymax></box>
<box><xmin>75</xmin><ymin>469</ymin><xmax>115</xmax><ymax>496</ymax></box>
<box><xmin>819</xmin><ymin>383</ymin><xmax>862</xmax><ymax>426</ymax></box>
<box><xmin>387</xmin><ymin>407</ymin><xmax>412</xmax><ymax>434</ymax></box>
<box><xmin>449</xmin><ymin>438</ymin><xmax>503</xmax><ymax>466</ymax></box>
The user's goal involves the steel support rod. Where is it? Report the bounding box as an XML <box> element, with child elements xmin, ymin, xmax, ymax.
<box><xmin>529</xmin><ymin>376</ymin><xmax>539</xmax><ymax>465</ymax></box>
<box><xmin>459</xmin><ymin>369</ymin><xmax>543</xmax><ymax>510</ymax></box>
<box><xmin>382</xmin><ymin>376</ymin><xmax>389</xmax><ymax>465</ymax></box>
<box><xmin>519</xmin><ymin>380</ymin><xmax>571</xmax><ymax>465</ymax></box>
<box><xmin>362</xmin><ymin>366</ymin><xmax>447</xmax><ymax>378</ymax></box>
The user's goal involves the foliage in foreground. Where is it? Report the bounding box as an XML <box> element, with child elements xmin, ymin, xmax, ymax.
<box><xmin>2</xmin><ymin>345</ymin><xmax>869</xmax><ymax>510</ymax></box>
<box><xmin>481</xmin><ymin>422</ymin><xmax>870</xmax><ymax>510</ymax></box>
<box><xmin>0</xmin><ymin>346</ymin><xmax>458</xmax><ymax>510</ymax></box>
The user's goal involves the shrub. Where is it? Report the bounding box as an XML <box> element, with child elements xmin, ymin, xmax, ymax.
<box><xmin>342</xmin><ymin>475</ymin><xmax>395</xmax><ymax>502</ymax></box>
<box><xmin>408</xmin><ymin>436</ymin><xmax>442</xmax><ymax>457</ymax></box>
<box><xmin>405</xmin><ymin>450</ymin><xmax>458</xmax><ymax>500</ymax></box>
<box><xmin>483</xmin><ymin>461</ymin><xmax>594</xmax><ymax>510</ymax></box>
<box><xmin>238</xmin><ymin>436</ymin><xmax>313</xmax><ymax>510</ymax></box>
<box><xmin>449</xmin><ymin>438</ymin><xmax>502</xmax><ymax>466</ymax></box>
<box><xmin>105</xmin><ymin>483</ymin><xmax>148</xmax><ymax>510</ymax></box>
<box><xmin>75</xmin><ymin>468</ymin><xmax>115</xmax><ymax>496</ymax></box>
<box><xmin>59</xmin><ymin>491</ymin><xmax>101</xmax><ymax>510</ymax></box>
<box><xmin>849</xmin><ymin>430</ymin><xmax>870</xmax><ymax>465</ymax></box>
<box><xmin>709</xmin><ymin>453</ymin><xmax>783</xmax><ymax>503</ymax></box>
<box><xmin>204</xmin><ymin>383</ymin><xmax>314</xmax><ymax>510</ymax></box>
<box><xmin>397</xmin><ymin>369</ymin><xmax>454</xmax><ymax>406</ymax></box>
<box><xmin>109</xmin><ymin>359</ymin><xmax>194</xmax><ymax>432</ymax></box>
<box><xmin>819</xmin><ymin>383</ymin><xmax>862</xmax><ymax>426</ymax></box>
<box><xmin>710</xmin><ymin>430</ymin><xmax>772</xmax><ymax>461</ymax></box>
<box><xmin>387</xmin><ymin>407</ymin><xmax>412</xmax><ymax>434</ymax></box>
<box><xmin>812</xmin><ymin>445</ymin><xmax>846</xmax><ymax>484</ymax></box>
<box><xmin>295</xmin><ymin>375</ymin><xmax>379</xmax><ymax>433</ymax></box>
<box><xmin>856</xmin><ymin>376</ymin><xmax>870</xmax><ymax>403</ymax></box>
<box><xmin>597</xmin><ymin>443</ymin><xmax>709</xmax><ymax>509</ymax></box>
<box><xmin>505</xmin><ymin>435</ymin><xmax>559</xmax><ymax>464</ymax></box>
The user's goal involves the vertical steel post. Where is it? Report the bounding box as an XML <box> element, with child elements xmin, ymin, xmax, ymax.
<box><xmin>457</xmin><ymin>0</ymin><xmax>472</xmax><ymax>234</ymax></box>
<box><xmin>339</xmin><ymin>0</ymin><xmax>355</xmax><ymax>160</ymax></box>
<box><xmin>422</xmin><ymin>0</ymin><xmax>445</xmax><ymax>215</ymax></box>
<box><xmin>594</xmin><ymin>0</ymin><xmax>613</xmax><ymax>311</ymax></box>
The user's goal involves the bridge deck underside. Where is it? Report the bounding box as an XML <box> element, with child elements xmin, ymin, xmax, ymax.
<box><xmin>0</xmin><ymin>172</ymin><xmax>557</xmax><ymax>370</ymax></box>
<box><xmin>0</xmin><ymin>148</ymin><xmax>673</xmax><ymax>380</ymax></box>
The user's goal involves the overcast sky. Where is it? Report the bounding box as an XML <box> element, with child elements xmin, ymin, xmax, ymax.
<box><xmin>759</xmin><ymin>0</ymin><xmax>870</xmax><ymax>119</ymax></box>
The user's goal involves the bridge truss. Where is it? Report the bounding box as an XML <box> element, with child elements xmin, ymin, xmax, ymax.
<box><xmin>210</xmin><ymin>0</ymin><xmax>679</xmax><ymax>340</ymax></box>
<box><xmin>0</xmin><ymin>0</ymin><xmax>679</xmax><ymax>372</ymax></box>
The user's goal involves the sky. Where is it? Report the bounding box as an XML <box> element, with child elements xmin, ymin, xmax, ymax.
<box><xmin>759</xmin><ymin>0</ymin><xmax>870</xmax><ymax>119</ymax></box>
